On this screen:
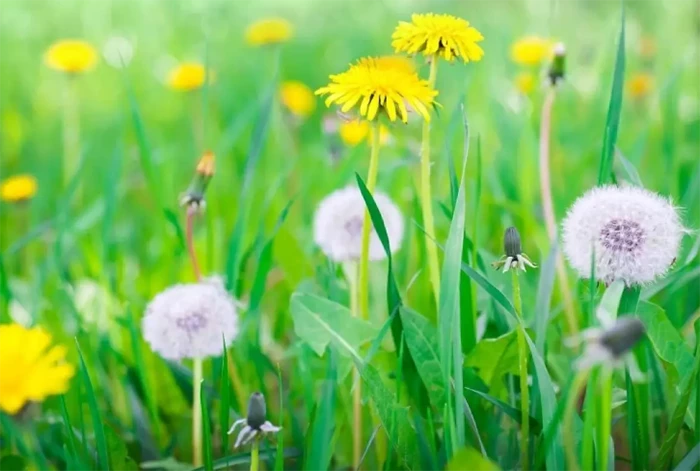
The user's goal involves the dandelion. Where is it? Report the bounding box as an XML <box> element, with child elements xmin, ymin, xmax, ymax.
<box><xmin>514</xmin><ymin>71</ymin><xmax>537</xmax><ymax>95</ymax></box>
<box><xmin>511</xmin><ymin>36</ymin><xmax>553</xmax><ymax>66</ymax></box>
<box><xmin>627</xmin><ymin>72</ymin><xmax>653</xmax><ymax>99</ymax></box>
<box><xmin>180</xmin><ymin>151</ymin><xmax>215</xmax><ymax>213</ymax></box>
<box><xmin>280</xmin><ymin>81</ymin><xmax>315</xmax><ymax>119</ymax></box>
<box><xmin>245</xmin><ymin>18</ymin><xmax>293</xmax><ymax>46</ymax></box>
<box><xmin>0</xmin><ymin>174</ymin><xmax>37</xmax><ymax>203</ymax></box>
<box><xmin>44</xmin><ymin>40</ymin><xmax>98</xmax><ymax>74</ymax></box>
<box><xmin>142</xmin><ymin>277</ymin><xmax>238</xmax><ymax>361</ymax></box>
<box><xmin>315</xmin><ymin>57</ymin><xmax>438</xmax><ymax>123</ymax></box>
<box><xmin>167</xmin><ymin>62</ymin><xmax>208</xmax><ymax>92</ymax></box>
<box><xmin>492</xmin><ymin>227</ymin><xmax>537</xmax><ymax>273</ymax></box>
<box><xmin>102</xmin><ymin>36</ymin><xmax>134</xmax><ymax>69</ymax></box>
<box><xmin>374</xmin><ymin>54</ymin><xmax>416</xmax><ymax>73</ymax></box>
<box><xmin>570</xmin><ymin>316</ymin><xmax>646</xmax><ymax>372</ymax></box>
<box><xmin>338</xmin><ymin>120</ymin><xmax>390</xmax><ymax>147</ymax></box>
<box><xmin>313</xmin><ymin>186</ymin><xmax>404</xmax><ymax>263</ymax></box>
<box><xmin>229</xmin><ymin>392</ymin><xmax>281</xmax><ymax>471</ymax></box>
<box><xmin>562</xmin><ymin>185</ymin><xmax>684</xmax><ymax>286</ymax></box>
<box><xmin>392</xmin><ymin>13</ymin><xmax>484</xmax><ymax>63</ymax></box>
<box><xmin>0</xmin><ymin>324</ymin><xmax>75</xmax><ymax>415</ymax></box>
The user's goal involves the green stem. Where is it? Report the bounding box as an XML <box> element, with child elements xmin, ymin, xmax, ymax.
<box><xmin>694</xmin><ymin>320</ymin><xmax>700</xmax><ymax>471</ymax></box>
<box><xmin>511</xmin><ymin>271</ymin><xmax>529</xmax><ymax>470</ymax></box>
<box><xmin>597</xmin><ymin>368</ymin><xmax>613</xmax><ymax>471</ymax></box>
<box><xmin>564</xmin><ymin>369</ymin><xmax>590</xmax><ymax>471</ymax></box>
<box><xmin>358</xmin><ymin>121</ymin><xmax>381</xmax><ymax>321</ymax></box>
<box><xmin>193</xmin><ymin>357</ymin><xmax>203</xmax><ymax>467</ymax></box>
<box><xmin>343</xmin><ymin>262</ymin><xmax>362</xmax><ymax>470</ymax></box>
<box><xmin>251</xmin><ymin>439</ymin><xmax>259</xmax><ymax>471</ymax></box>
<box><xmin>62</xmin><ymin>75</ymin><xmax>81</xmax><ymax>189</ymax></box>
<box><xmin>420</xmin><ymin>58</ymin><xmax>441</xmax><ymax>309</ymax></box>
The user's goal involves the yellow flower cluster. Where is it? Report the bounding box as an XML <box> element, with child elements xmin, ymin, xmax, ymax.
<box><xmin>1</xmin><ymin>174</ymin><xmax>37</xmax><ymax>202</ymax></box>
<box><xmin>0</xmin><ymin>324</ymin><xmax>75</xmax><ymax>414</ymax></box>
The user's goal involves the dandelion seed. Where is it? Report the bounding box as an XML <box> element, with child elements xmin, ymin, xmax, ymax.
<box><xmin>0</xmin><ymin>324</ymin><xmax>75</xmax><ymax>414</ymax></box>
<box><xmin>511</xmin><ymin>36</ymin><xmax>553</xmax><ymax>66</ymax></box>
<box><xmin>392</xmin><ymin>13</ymin><xmax>484</xmax><ymax>63</ymax></box>
<box><xmin>228</xmin><ymin>392</ymin><xmax>281</xmax><ymax>448</ymax></box>
<box><xmin>245</xmin><ymin>18</ymin><xmax>293</xmax><ymax>46</ymax></box>
<box><xmin>44</xmin><ymin>39</ymin><xmax>98</xmax><ymax>74</ymax></box>
<box><xmin>142</xmin><ymin>277</ymin><xmax>239</xmax><ymax>360</ymax></box>
<box><xmin>0</xmin><ymin>174</ymin><xmax>37</xmax><ymax>203</ymax></box>
<box><xmin>562</xmin><ymin>185</ymin><xmax>684</xmax><ymax>286</ymax></box>
<box><xmin>280</xmin><ymin>81</ymin><xmax>315</xmax><ymax>119</ymax></box>
<box><xmin>492</xmin><ymin>227</ymin><xmax>537</xmax><ymax>273</ymax></box>
<box><xmin>167</xmin><ymin>62</ymin><xmax>208</xmax><ymax>92</ymax></box>
<box><xmin>313</xmin><ymin>186</ymin><xmax>404</xmax><ymax>263</ymax></box>
<box><xmin>315</xmin><ymin>57</ymin><xmax>438</xmax><ymax>123</ymax></box>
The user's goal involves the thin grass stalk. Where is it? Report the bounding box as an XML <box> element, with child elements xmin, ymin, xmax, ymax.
<box><xmin>511</xmin><ymin>271</ymin><xmax>529</xmax><ymax>471</ymax></box>
<box><xmin>538</xmin><ymin>88</ymin><xmax>578</xmax><ymax>337</ymax></box>
<box><xmin>192</xmin><ymin>357</ymin><xmax>204</xmax><ymax>466</ymax></box>
<box><xmin>420</xmin><ymin>58</ymin><xmax>441</xmax><ymax>308</ymax></box>
<box><xmin>191</xmin><ymin>92</ymin><xmax>204</xmax><ymax>153</ymax></box>
<box><xmin>62</xmin><ymin>75</ymin><xmax>80</xmax><ymax>188</ymax></box>
<box><xmin>358</xmin><ymin>121</ymin><xmax>381</xmax><ymax>321</ymax></box>
<box><xmin>343</xmin><ymin>262</ymin><xmax>362</xmax><ymax>470</ymax></box>
<box><xmin>597</xmin><ymin>368</ymin><xmax>614</xmax><ymax>471</ymax></box>
<box><xmin>564</xmin><ymin>369</ymin><xmax>590</xmax><ymax>471</ymax></box>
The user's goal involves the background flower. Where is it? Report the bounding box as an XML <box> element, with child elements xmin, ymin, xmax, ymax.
<box><xmin>102</xmin><ymin>36</ymin><xmax>134</xmax><ymax>69</ymax></box>
<box><xmin>313</xmin><ymin>186</ymin><xmax>404</xmax><ymax>262</ymax></box>
<box><xmin>514</xmin><ymin>71</ymin><xmax>537</xmax><ymax>94</ymax></box>
<box><xmin>1</xmin><ymin>174</ymin><xmax>37</xmax><ymax>202</ymax></box>
<box><xmin>562</xmin><ymin>185</ymin><xmax>684</xmax><ymax>285</ymax></box>
<box><xmin>44</xmin><ymin>39</ymin><xmax>98</xmax><ymax>73</ymax></box>
<box><xmin>245</xmin><ymin>18</ymin><xmax>293</xmax><ymax>46</ymax></box>
<box><xmin>280</xmin><ymin>81</ymin><xmax>315</xmax><ymax>118</ymax></box>
<box><xmin>627</xmin><ymin>72</ymin><xmax>653</xmax><ymax>99</ymax></box>
<box><xmin>511</xmin><ymin>36</ymin><xmax>553</xmax><ymax>66</ymax></box>
<box><xmin>392</xmin><ymin>13</ymin><xmax>484</xmax><ymax>62</ymax></box>
<box><xmin>142</xmin><ymin>277</ymin><xmax>239</xmax><ymax>360</ymax></box>
<box><xmin>167</xmin><ymin>62</ymin><xmax>208</xmax><ymax>92</ymax></box>
<box><xmin>338</xmin><ymin>120</ymin><xmax>390</xmax><ymax>147</ymax></box>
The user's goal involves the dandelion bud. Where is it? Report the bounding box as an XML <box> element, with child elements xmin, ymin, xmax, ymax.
<box><xmin>504</xmin><ymin>226</ymin><xmax>522</xmax><ymax>258</ymax></box>
<box><xmin>180</xmin><ymin>151</ymin><xmax>215</xmax><ymax>211</ymax></box>
<box><xmin>548</xmin><ymin>43</ymin><xmax>566</xmax><ymax>86</ymax></box>
<box><xmin>228</xmin><ymin>391</ymin><xmax>282</xmax><ymax>448</ymax></box>
<box><xmin>572</xmin><ymin>317</ymin><xmax>646</xmax><ymax>373</ymax></box>
<box><xmin>246</xmin><ymin>392</ymin><xmax>267</xmax><ymax>429</ymax></box>
<box><xmin>599</xmin><ymin>317</ymin><xmax>645</xmax><ymax>357</ymax></box>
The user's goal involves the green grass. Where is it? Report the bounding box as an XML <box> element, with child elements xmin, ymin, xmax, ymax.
<box><xmin>1</xmin><ymin>0</ymin><xmax>699</xmax><ymax>470</ymax></box>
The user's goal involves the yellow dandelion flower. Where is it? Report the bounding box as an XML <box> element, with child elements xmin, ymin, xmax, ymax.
<box><xmin>245</xmin><ymin>18</ymin><xmax>293</xmax><ymax>46</ymax></box>
<box><xmin>1</xmin><ymin>174</ymin><xmax>37</xmax><ymax>203</ymax></box>
<box><xmin>511</xmin><ymin>36</ymin><xmax>553</xmax><ymax>66</ymax></box>
<box><xmin>515</xmin><ymin>71</ymin><xmax>537</xmax><ymax>95</ymax></box>
<box><xmin>44</xmin><ymin>39</ymin><xmax>98</xmax><ymax>74</ymax></box>
<box><xmin>627</xmin><ymin>73</ymin><xmax>653</xmax><ymax>99</ymax></box>
<box><xmin>392</xmin><ymin>13</ymin><xmax>484</xmax><ymax>63</ymax></box>
<box><xmin>315</xmin><ymin>57</ymin><xmax>438</xmax><ymax>123</ymax></box>
<box><xmin>167</xmin><ymin>62</ymin><xmax>208</xmax><ymax>92</ymax></box>
<box><xmin>339</xmin><ymin>121</ymin><xmax>391</xmax><ymax>146</ymax></box>
<box><xmin>0</xmin><ymin>324</ymin><xmax>75</xmax><ymax>414</ymax></box>
<box><xmin>374</xmin><ymin>55</ymin><xmax>416</xmax><ymax>74</ymax></box>
<box><xmin>280</xmin><ymin>81</ymin><xmax>316</xmax><ymax>118</ymax></box>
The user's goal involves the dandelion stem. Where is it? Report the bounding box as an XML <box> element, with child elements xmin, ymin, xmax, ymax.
<box><xmin>186</xmin><ymin>208</ymin><xmax>203</xmax><ymax>281</ymax></box>
<box><xmin>192</xmin><ymin>357</ymin><xmax>203</xmax><ymax>467</ymax></box>
<box><xmin>564</xmin><ymin>369</ymin><xmax>590</xmax><ymax>471</ymax></box>
<box><xmin>420</xmin><ymin>58</ymin><xmax>441</xmax><ymax>309</ymax></box>
<box><xmin>511</xmin><ymin>271</ymin><xmax>529</xmax><ymax>471</ymax></box>
<box><xmin>538</xmin><ymin>88</ymin><xmax>578</xmax><ymax>337</ymax></box>
<box><xmin>250</xmin><ymin>438</ymin><xmax>260</xmax><ymax>471</ymax></box>
<box><xmin>62</xmin><ymin>75</ymin><xmax>81</xmax><ymax>189</ymax></box>
<box><xmin>358</xmin><ymin>121</ymin><xmax>381</xmax><ymax>321</ymax></box>
<box><xmin>343</xmin><ymin>262</ymin><xmax>362</xmax><ymax>470</ymax></box>
<box><xmin>597</xmin><ymin>367</ymin><xmax>613</xmax><ymax>471</ymax></box>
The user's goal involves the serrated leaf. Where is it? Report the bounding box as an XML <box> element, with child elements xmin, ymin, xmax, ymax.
<box><xmin>465</xmin><ymin>330</ymin><xmax>520</xmax><ymax>397</ymax></box>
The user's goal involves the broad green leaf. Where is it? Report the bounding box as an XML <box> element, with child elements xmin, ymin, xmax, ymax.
<box><xmin>400</xmin><ymin>307</ymin><xmax>445</xmax><ymax>407</ymax></box>
<box><xmin>447</xmin><ymin>447</ymin><xmax>500</xmax><ymax>471</ymax></box>
<box><xmin>290</xmin><ymin>292</ymin><xmax>378</xmax><ymax>358</ymax></box>
<box><xmin>465</xmin><ymin>330</ymin><xmax>520</xmax><ymax>397</ymax></box>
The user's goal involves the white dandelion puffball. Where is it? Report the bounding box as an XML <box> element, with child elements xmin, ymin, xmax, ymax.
<box><xmin>562</xmin><ymin>185</ymin><xmax>684</xmax><ymax>285</ymax></box>
<box><xmin>142</xmin><ymin>277</ymin><xmax>239</xmax><ymax>360</ymax></box>
<box><xmin>313</xmin><ymin>186</ymin><xmax>404</xmax><ymax>263</ymax></box>
<box><xmin>103</xmin><ymin>36</ymin><xmax>134</xmax><ymax>69</ymax></box>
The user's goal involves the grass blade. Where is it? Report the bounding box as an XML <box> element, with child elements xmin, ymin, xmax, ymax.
<box><xmin>304</xmin><ymin>350</ymin><xmax>336</xmax><ymax>471</ymax></box>
<box><xmin>201</xmin><ymin>380</ymin><xmax>213</xmax><ymax>471</ymax></box>
<box><xmin>219</xmin><ymin>339</ymin><xmax>230</xmax><ymax>453</ymax></box>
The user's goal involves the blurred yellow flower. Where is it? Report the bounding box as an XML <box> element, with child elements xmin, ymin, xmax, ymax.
<box><xmin>339</xmin><ymin>120</ymin><xmax>390</xmax><ymax>147</ymax></box>
<box><xmin>0</xmin><ymin>324</ymin><xmax>75</xmax><ymax>414</ymax></box>
<box><xmin>280</xmin><ymin>81</ymin><xmax>316</xmax><ymax>118</ymax></box>
<box><xmin>44</xmin><ymin>40</ymin><xmax>98</xmax><ymax>74</ymax></box>
<box><xmin>245</xmin><ymin>18</ymin><xmax>293</xmax><ymax>46</ymax></box>
<box><xmin>167</xmin><ymin>62</ymin><xmax>207</xmax><ymax>92</ymax></box>
<box><xmin>511</xmin><ymin>36</ymin><xmax>552</xmax><ymax>66</ymax></box>
<box><xmin>316</xmin><ymin>57</ymin><xmax>438</xmax><ymax>123</ymax></box>
<box><xmin>627</xmin><ymin>73</ymin><xmax>653</xmax><ymax>99</ymax></box>
<box><xmin>515</xmin><ymin>71</ymin><xmax>537</xmax><ymax>95</ymax></box>
<box><xmin>1</xmin><ymin>174</ymin><xmax>37</xmax><ymax>203</ymax></box>
<box><xmin>392</xmin><ymin>13</ymin><xmax>484</xmax><ymax>63</ymax></box>
<box><xmin>639</xmin><ymin>36</ymin><xmax>656</xmax><ymax>59</ymax></box>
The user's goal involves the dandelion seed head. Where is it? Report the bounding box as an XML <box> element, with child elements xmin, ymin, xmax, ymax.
<box><xmin>102</xmin><ymin>36</ymin><xmax>134</xmax><ymax>69</ymax></box>
<box><xmin>562</xmin><ymin>185</ymin><xmax>684</xmax><ymax>285</ymax></box>
<box><xmin>313</xmin><ymin>186</ymin><xmax>404</xmax><ymax>263</ymax></box>
<box><xmin>142</xmin><ymin>277</ymin><xmax>239</xmax><ymax>360</ymax></box>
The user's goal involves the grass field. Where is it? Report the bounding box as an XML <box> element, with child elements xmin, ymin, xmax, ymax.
<box><xmin>1</xmin><ymin>0</ymin><xmax>699</xmax><ymax>470</ymax></box>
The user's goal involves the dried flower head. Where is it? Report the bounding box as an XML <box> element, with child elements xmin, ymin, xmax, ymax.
<box><xmin>180</xmin><ymin>151</ymin><xmax>215</xmax><ymax>212</ymax></box>
<box><xmin>1</xmin><ymin>174</ymin><xmax>37</xmax><ymax>203</ymax></box>
<box><xmin>44</xmin><ymin>40</ymin><xmax>98</xmax><ymax>74</ymax></box>
<box><xmin>562</xmin><ymin>185</ymin><xmax>684</xmax><ymax>286</ymax></box>
<box><xmin>228</xmin><ymin>392</ymin><xmax>282</xmax><ymax>448</ymax></box>
<box><xmin>510</xmin><ymin>36</ymin><xmax>553</xmax><ymax>66</ymax></box>
<box><xmin>245</xmin><ymin>18</ymin><xmax>293</xmax><ymax>46</ymax></box>
<box><xmin>392</xmin><ymin>13</ymin><xmax>484</xmax><ymax>63</ymax></box>
<box><xmin>492</xmin><ymin>227</ymin><xmax>537</xmax><ymax>273</ymax></box>
<box><xmin>313</xmin><ymin>186</ymin><xmax>404</xmax><ymax>263</ymax></box>
<box><xmin>167</xmin><ymin>62</ymin><xmax>208</xmax><ymax>92</ymax></box>
<box><xmin>0</xmin><ymin>324</ymin><xmax>75</xmax><ymax>414</ymax></box>
<box><xmin>142</xmin><ymin>277</ymin><xmax>239</xmax><ymax>360</ymax></box>
<box><xmin>315</xmin><ymin>57</ymin><xmax>438</xmax><ymax>123</ymax></box>
<box><xmin>570</xmin><ymin>317</ymin><xmax>646</xmax><ymax>372</ymax></box>
<box><xmin>280</xmin><ymin>81</ymin><xmax>316</xmax><ymax>118</ymax></box>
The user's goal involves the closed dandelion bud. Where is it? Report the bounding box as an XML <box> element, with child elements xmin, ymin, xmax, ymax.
<box><xmin>504</xmin><ymin>226</ymin><xmax>522</xmax><ymax>258</ymax></box>
<box><xmin>228</xmin><ymin>391</ymin><xmax>282</xmax><ymax>448</ymax></box>
<box><xmin>180</xmin><ymin>151</ymin><xmax>215</xmax><ymax>211</ymax></box>
<box><xmin>599</xmin><ymin>317</ymin><xmax>645</xmax><ymax>357</ymax></box>
<box><xmin>246</xmin><ymin>392</ymin><xmax>267</xmax><ymax>429</ymax></box>
<box><xmin>548</xmin><ymin>43</ymin><xmax>566</xmax><ymax>86</ymax></box>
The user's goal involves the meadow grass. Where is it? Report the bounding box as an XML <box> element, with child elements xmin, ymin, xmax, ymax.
<box><xmin>1</xmin><ymin>0</ymin><xmax>699</xmax><ymax>470</ymax></box>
